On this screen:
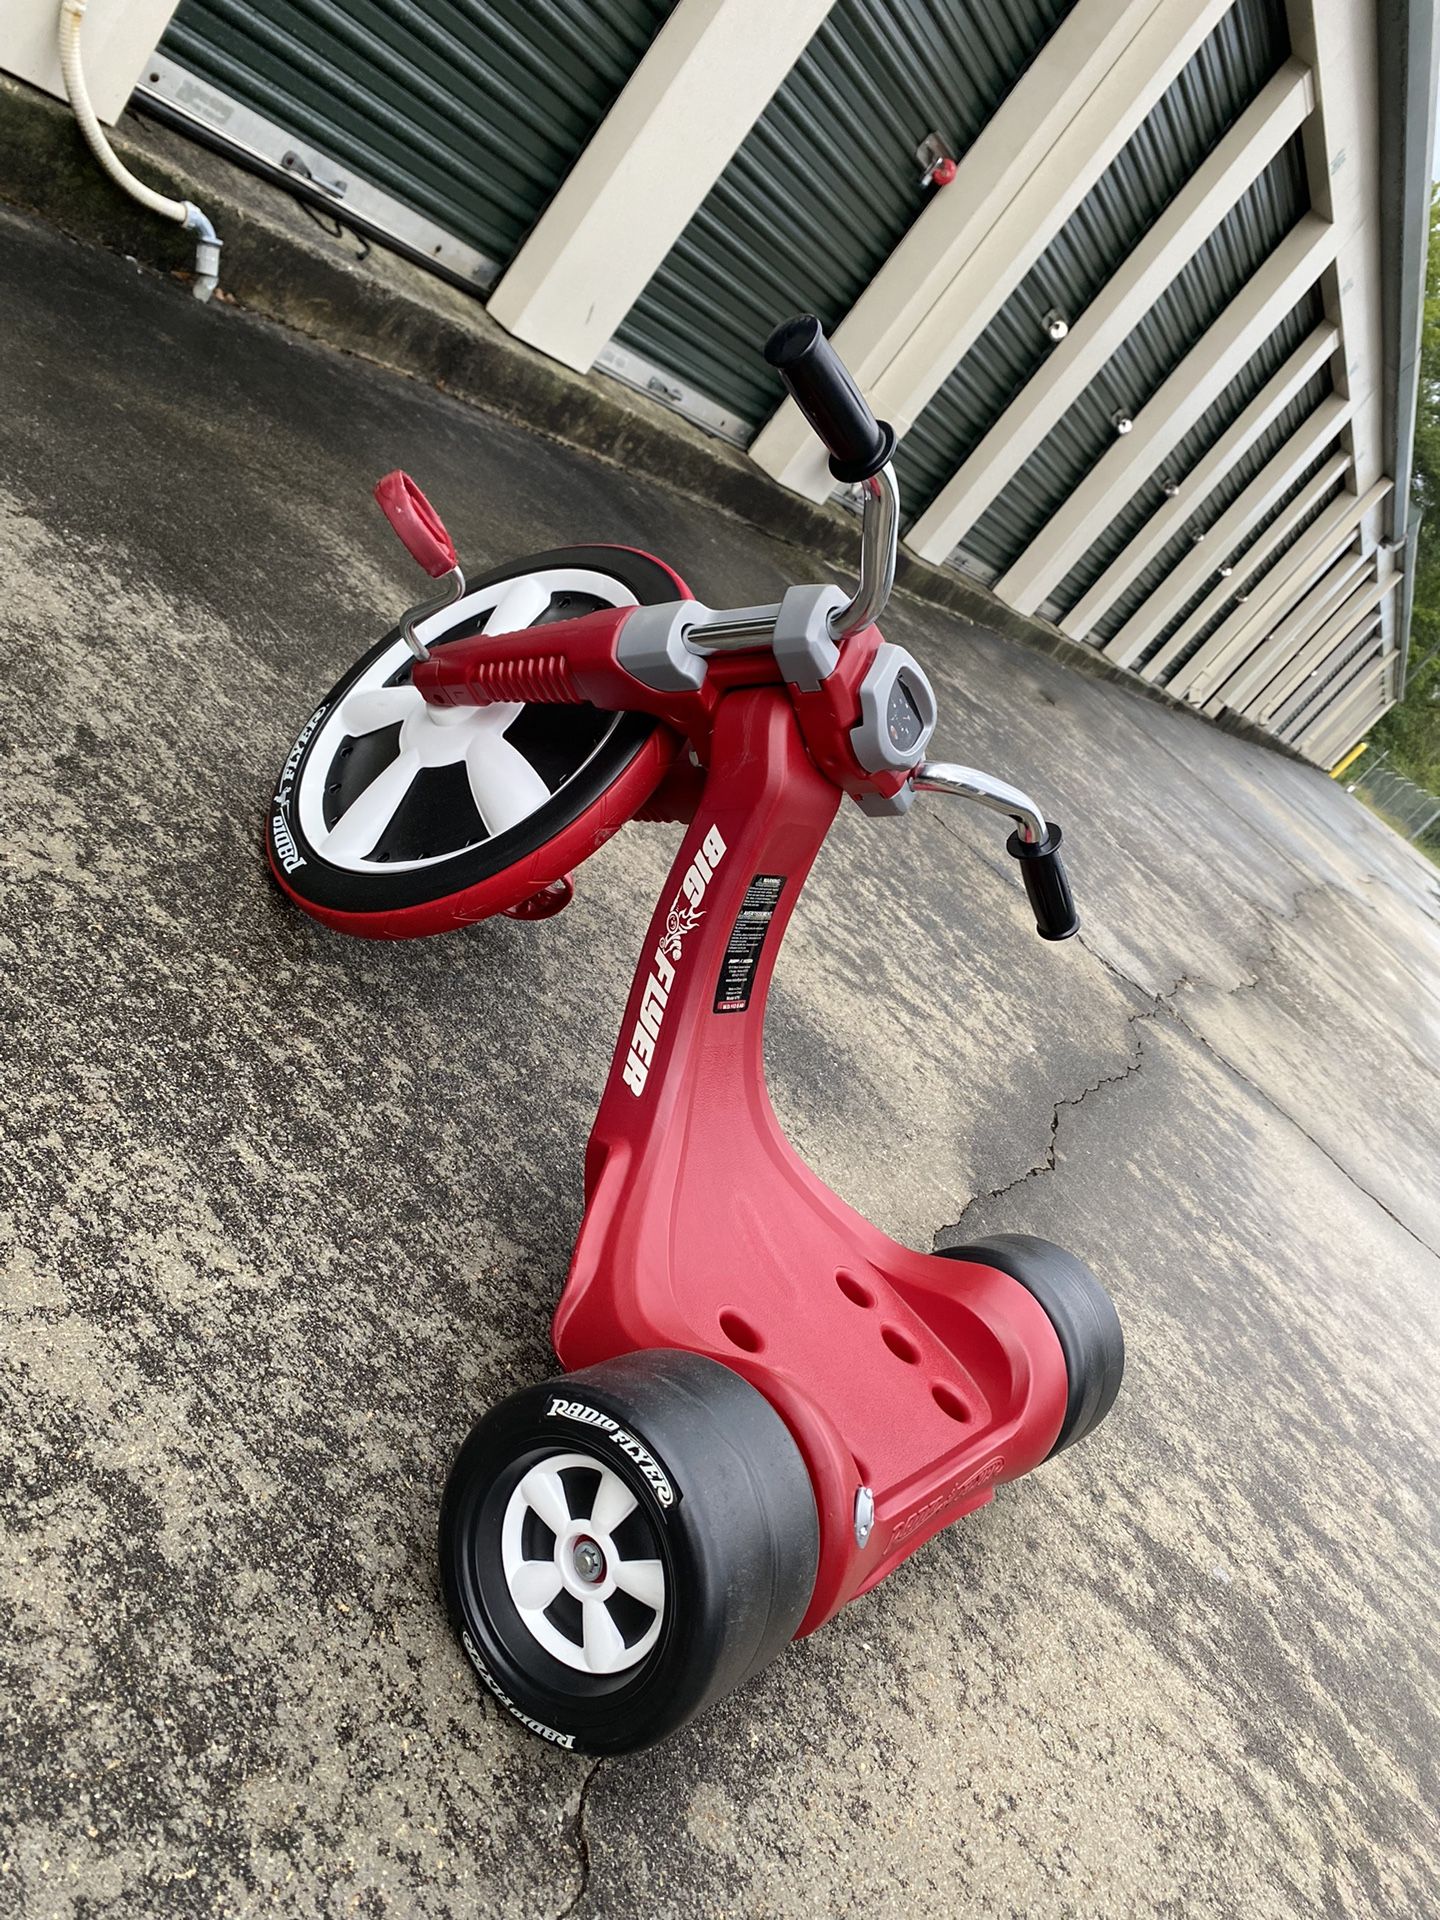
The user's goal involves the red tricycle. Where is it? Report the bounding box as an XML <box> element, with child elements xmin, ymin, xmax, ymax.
<box><xmin>267</xmin><ymin>317</ymin><xmax>1124</xmax><ymax>1752</ymax></box>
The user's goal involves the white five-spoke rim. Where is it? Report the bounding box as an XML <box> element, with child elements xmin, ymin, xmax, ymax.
<box><xmin>295</xmin><ymin>568</ymin><xmax>638</xmax><ymax>874</ymax></box>
<box><xmin>500</xmin><ymin>1451</ymin><xmax>665</xmax><ymax>1676</ymax></box>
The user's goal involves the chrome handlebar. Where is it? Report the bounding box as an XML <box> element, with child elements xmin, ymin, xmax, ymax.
<box><xmin>830</xmin><ymin>464</ymin><xmax>899</xmax><ymax>640</ymax></box>
<box><xmin>908</xmin><ymin>762</ymin><xmax>1046</xmax><ymax>845</ymax></box>
<box><xmin>909</xmin><ymin>762</ymin><xmax>1079</xmax><ymax>940</ymax></box>
<box><xmin>683</xmin><ymin>462</ymin><xmax>900</xmax><ymax>654</ymax></box>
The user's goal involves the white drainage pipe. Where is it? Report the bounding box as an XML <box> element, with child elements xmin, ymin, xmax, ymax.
<box><xmin>56</xmin><ymin>0</ymin><xmax>222</xmax><ymax>301</ymax></box>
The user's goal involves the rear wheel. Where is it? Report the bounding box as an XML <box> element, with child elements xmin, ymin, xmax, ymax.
<box><xmin>440</xmin><ymin>1351</ymin><xmax>819</xmax><ymax>1753</ymax></box>
<box><xmin>939</xmin><ymin>1235</ymin><xmax>1124</xmax><ymax>1455</ymax></box>
<box><xmin>266</xmin><ymin>545</ymin><xmax>685</xmax><ymax>935</ymax></box>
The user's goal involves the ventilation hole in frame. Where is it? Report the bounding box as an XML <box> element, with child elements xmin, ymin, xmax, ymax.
<box><xmin>881</xmin><ymin>1324</ymin><xmax>920</xmax><ymax>1365</ymax></box>
<box><xmin>931</xmin><ymin>1381</ymin><xmax>970</xmax><ymax>1423</ymax></box>
<box><xmin>719</xmin><ymin>1310</ymin><xmax>764</xmax><ymax>1353</ymax></box>
<box><xmin>835</xmin><ymin>1270</ymin><xmax>874</xmax><ymax>1308</ymax></box>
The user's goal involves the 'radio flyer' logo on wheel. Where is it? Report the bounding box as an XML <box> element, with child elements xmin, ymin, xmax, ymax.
<box><xmin>622</xmin><ymin>825</ymin><xmax>726</xmax><ymax>1097</ymax></box>
<box><xmin>546</xmin><ymin>1398</ymin><xmax>677</xmax><ymax>1509</ymax></box>
<box><xmin>459</xmin><ymin>1631</ymin><xmax>576</xmax><ymax>1748</ymax></box>
<box><xmin>269</xmin><ymin>704</ymin><xmax>326</xmax><ymax>874</ymax></box>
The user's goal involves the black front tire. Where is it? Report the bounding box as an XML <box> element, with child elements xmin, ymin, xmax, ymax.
<box><xmin>940</xmin><ymin>1235</ymin><xmax>1124</xmax><ymax>1455</ymax></box>
<box><xmin>439</xmin><ymin>1351</ymin><xmax>819</xmax><ymax>1754</ymax></box>
<box><xmin>269</xmin><ymin>544</ymin><xmax>678</xmax><ymax>923</ymax></box>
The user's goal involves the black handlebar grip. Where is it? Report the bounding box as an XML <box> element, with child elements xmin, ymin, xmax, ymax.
<box><xmin>763</xmin><ymin>315</ymin><xmax>896</xmax><ymax>483</ymax></box>
<box><xmin>1006</xmin><ymin>823</ymin><xmax>1080</xmax><ymax>941</ymax></box>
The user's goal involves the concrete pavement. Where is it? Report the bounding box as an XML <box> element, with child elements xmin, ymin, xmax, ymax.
<box><xmin>1</xmin><ymin>203</ymin><xmax>1437</xmax><ymax>1918</ymax></box>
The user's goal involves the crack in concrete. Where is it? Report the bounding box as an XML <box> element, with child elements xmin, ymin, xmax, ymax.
<box><xmin>1090</xmin><ymin>878</ymin><xmax>1333</xmax><ymax>1009</ymax></box>
<box><xmin>1200</xmin><ymin>910</ymin><xmax>1440</xmax><ymax>1090</ymax></box>
<box><xmin>1096</xmin><ymin>896</ymin><xmax>1440</xmax><ymax>1246</ymax></box>
<box><xmin>938</xmin><ymin>879</ymin><xmax>1439</xmax><ymax>1263</ymax></box>
<box><xmin>1091</xmin><ymin>921</ymin><xmax>1439</xmax><ymax>1263</ymax></box>
<box><xmin>943</xmin><ymin>1013</ymin><xmax>1152</xmax><ymax>1236</ymax></box>
<box><xmin>553</xmin><ymin>1757</ymin><xmax>603</xmax><ymax>1920</ymax></box>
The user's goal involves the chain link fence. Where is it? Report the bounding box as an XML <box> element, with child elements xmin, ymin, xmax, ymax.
<box><xmin>1348</xmin><ymin>761</ymin><xmax>1440</xmax><ymax>851</ymax></box>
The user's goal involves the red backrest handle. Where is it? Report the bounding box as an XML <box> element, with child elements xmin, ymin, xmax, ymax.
<box><xmin>373</xmin><ymin>470</ymin><xmax>458</xmax><ymax>578</ymax></box>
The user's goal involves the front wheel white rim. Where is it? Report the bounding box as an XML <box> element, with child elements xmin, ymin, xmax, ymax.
<box><xmin>500</xmin><ymin>1452</ymin><xmax>666</xmax><ymax>1676</ymax></box>
<box><xmin>294</xmin><ymin>567</ymin><xmax>638</xmax><ymax>875</ymax></box>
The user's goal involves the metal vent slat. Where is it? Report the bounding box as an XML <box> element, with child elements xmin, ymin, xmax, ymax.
<box><xmin>158</xmin><ymin>0</ymin><xmax>672</xmax><ymax>267</ymax></box>
<box><xmin>615</xmin><ymin>0</ymin><xmax>1074</xmax><ymax>425</ymax></box>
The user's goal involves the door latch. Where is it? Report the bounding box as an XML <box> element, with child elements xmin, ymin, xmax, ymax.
<box><xmin>281</xmin><ymin>149</ymin><xmax>348</xmax><ymax>201</ymax></box>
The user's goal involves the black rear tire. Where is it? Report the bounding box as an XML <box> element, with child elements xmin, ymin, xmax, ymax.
<box><xmin>939</xmin><ymin>1235</ymin><xmax>1124</xmax><ymax>1455</ymax></box>
<box><xmin>439</xmin><ymin>1351</ymin><xmax>818</xmax><ymax>1754</ymax></box>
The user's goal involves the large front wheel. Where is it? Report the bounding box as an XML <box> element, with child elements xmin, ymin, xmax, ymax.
<box><xmin>439</xmin><ymin>1351</ymin><xmax>819</xmax><ymax>1754</ymax></box>
<box><xmin>266</xmin><ymin>545</ymin><xmax>685</xmax><ymax>936</ymax></box>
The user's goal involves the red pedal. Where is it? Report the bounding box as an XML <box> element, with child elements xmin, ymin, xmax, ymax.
<box><xmin>373</xmin><ymin>470</ymin><xmax>458</xmax><ymax>578</ymax></box>
<box><xmin>502</xmin><ymin>875</ymin><xmax>575</xmax><ymax>920</ymax></box>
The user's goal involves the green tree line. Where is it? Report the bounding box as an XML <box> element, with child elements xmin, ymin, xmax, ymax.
<box><xmin>1369</xmin><ymin>186</ymin><xmax>1440</xmax><ymax>789</ymax></box>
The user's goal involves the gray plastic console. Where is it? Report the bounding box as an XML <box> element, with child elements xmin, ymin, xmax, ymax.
<box><xmin>850</xmin><ymin>644</ymin><xmax>938</xmax><ymax>774</ymax></box>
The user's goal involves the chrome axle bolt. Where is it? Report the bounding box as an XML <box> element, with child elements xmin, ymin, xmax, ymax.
<box><xmin>572</xmin><ymin>1538</ymin><xmax>605</xmax><ymax>1584</ymax></box>
<box><xmin>853</xmin><ymin>1486</ymin><xmax>875</xmax><ymax>1549</ymax></box>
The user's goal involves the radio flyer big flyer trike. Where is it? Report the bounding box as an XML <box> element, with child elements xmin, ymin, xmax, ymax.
<box><xmin>267</xmin><ymin>317</ymin><xmax>1125</xmax><ymax>1753</ymax></box>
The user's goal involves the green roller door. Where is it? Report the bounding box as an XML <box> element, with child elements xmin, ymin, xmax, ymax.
<box><xmin>144</xmin><ymin>0</ymin><xmax>673</xmax><ymax>281</ymax></box>
<box><xmin>613</xmin><ymin>0</ymin><xmax>1074</xmax><ymax>432</ymax></box>
<box><xmin>899</xmin><ymin>0</ymin><xmax>1302</xmax><ymax>602</ymax></box>
<box><xmin>1090</xmin><ymin>361</ymin><xmax>1332</xmax><ymax>649</ymax></box>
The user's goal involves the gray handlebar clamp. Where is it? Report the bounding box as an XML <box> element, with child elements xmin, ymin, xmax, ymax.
<box><xmin>772</xmin><ymin>585</ymin><xmax>848</xmax><ymax>692</ymax></box>
<box><xmin>614</xmin><ymin>599</ymin><xmax>710</xmax><ymax>692</ymax></box>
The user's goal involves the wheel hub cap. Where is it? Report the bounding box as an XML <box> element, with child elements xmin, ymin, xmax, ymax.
<box><xmin>571</xmin><ymin>1537</ymin><xmax>606</xmax><ymax>1584</ymax></box>
<box><xmin>500</xmin><ymin>1451</ymin><xmax>666</xmax><ymax>1676</ymax></box>
<box><xmin>291</xmin><ymin>569</ymin><xmax>639</xmax><ymax>874</ymax></box>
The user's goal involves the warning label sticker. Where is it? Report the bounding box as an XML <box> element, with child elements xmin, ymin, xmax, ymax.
<box><xmin>714</xmin><ymin>874</ymin><xmax>785</xmax><ymax>1013</ymax></box>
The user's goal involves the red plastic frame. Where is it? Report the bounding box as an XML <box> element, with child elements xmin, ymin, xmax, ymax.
<box><xmin>407</xmin><ymin>585</ymin><xmax>1070</xmax><ymax>1635</ymax></box>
